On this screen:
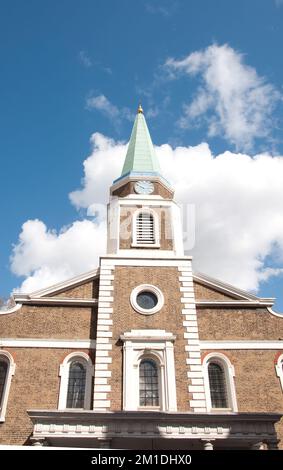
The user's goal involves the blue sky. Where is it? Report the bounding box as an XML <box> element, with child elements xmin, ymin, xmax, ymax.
<box><xmin>1</xmin><ymin>0</ymin><xmax>283</xmax><ymax>311</ymax></box>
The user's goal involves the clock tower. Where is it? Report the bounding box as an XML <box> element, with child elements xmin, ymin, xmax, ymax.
<box><xmin>92</xmin><ymin>104</ymin><xmax>204</xmax><ymax>415</ymax></box>
<box><xmin>107</xmin><ymin>104</ymin><xmax>184</xmax><ymax>257</ymax></box>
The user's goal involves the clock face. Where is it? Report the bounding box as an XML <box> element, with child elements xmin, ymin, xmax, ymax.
<box><xmin>134</xmin><ymin>180</ymin><xmax>154</xmax><ymax>195</ymax></box>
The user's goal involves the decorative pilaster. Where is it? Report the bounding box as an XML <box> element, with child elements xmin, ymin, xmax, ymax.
<box><xmin>93</xmin><ymin>261</ymin><xmax>115</xmax><ymax>410</ymax></box>
<box><xmin>178</xmin><ymin>263</ymin><xmax>207</xmax><ymax>412</ymax></box>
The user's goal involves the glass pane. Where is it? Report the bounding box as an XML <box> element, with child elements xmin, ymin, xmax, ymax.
<box><xmin>136</xmin><ymin>291</ymin><xmax>158</xmax><ymax>310</ymax></box>
<box><xmin>139</xmin><ymin>359</ymin><xmax>159</xmax><ymax>407</ymax></box>
<box><xmin>208</xmin><ymin>362</ymin><xmax>228</xmax><ymax>408</ymax></box>
<box><xmin>0</xmin><ymin>361</ymin><xmax>8</xmax><ymax>406</ymax></box>
<box><xmin>66</xmin><ymin>361</ymin><xmax>86</xmax><ymax>408</ymax></box>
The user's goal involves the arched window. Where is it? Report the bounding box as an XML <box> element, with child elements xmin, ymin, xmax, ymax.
<box><xmin>132</xmin><ymin>210</ymin><xmax>159</xmax><ymax>247</ymax></box>
<box><xmin>0</xmin><ymin>360</ymin><xmax>8</xmax><ymax>408</ymax></box>
<box><xmin>275</xmin><ymin>353</ymin><xmax>283</xmax><ymax>393</ymax></box>
<box><xmin>58</xmin><ymin>353</ymin><xmax>94</xmax><ymax>410</ymax></box>
<box><xmin>66</xmin><ymin>361</ymin><xmax>87</xmax><ymax>408</ymax></box>
<box><xmin>139</xmin><ymin>358</ymin><xmax>159</xmax><ymax>407</ymax></box>
<box><xmin>203</xmin><ymin>353</ymin><xmax>237</xmax><ymax>412</ymax></box>
<box><xmin>208</xmin><ymin>362</ymin><xmax>228</xmax><ymax>408</ymax></box>
<box><xmin>0</xmin><ymin>352</ymin><xmax>15</xmax><ymax>422</ymax></box>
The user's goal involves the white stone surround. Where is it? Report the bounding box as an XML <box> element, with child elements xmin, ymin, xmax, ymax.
<box><xmin>93</xmin><ymin>260</ymin><xmax>115</xmax><ymax>410</ymax></box>
<box><xmin>178</xmin><ymin>263</ymin><xmax>207</xmax><ymax>412</ymax></box>
<box><xmin>120</xmin><ymin>330</ymin><xmax>177</xmax><ymax>412</ymax></box>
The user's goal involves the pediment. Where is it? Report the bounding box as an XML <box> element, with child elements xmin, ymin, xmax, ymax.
<box><xmin>27</xmin><ymin>268</ymin><xmax>99</xmax><ymax>299</ymax></box>
<box><xmin>193</xmin><ymin>272</ymin><xmax>263</xmax><ymax>302</ymax></box>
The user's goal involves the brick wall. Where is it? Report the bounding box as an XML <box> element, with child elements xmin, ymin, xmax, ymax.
<box><xmin>197</xmin><ymin>307</ymin><xmax>283</xmax><ymax>340</ymax></box>
<box><xmin>202</xmin><ymin>348</ymin><xmax>283</xmax><ymax>448</ymax></box>
<box><xmin>47</xmin><ymin>280</ymin><xmax>99</xmax><ymax>299</ymax></box>
<box><xmin>0</xmin><ymin>347</ymin><xmax>93</xmax><ymax>445</ymax></box>
<box><xmin>1</xmin><ymin>269</ymin><xmax>283</xmax><ymax>447</ymax></box>
<box><xmin>0</xmin><ymin>305</ymin><xmax>97</xmax><ymax>339</ymax></box>
<box><xmin>194</xmin><ymin>282</ymin><xmax>237</xmax><ymax>300</ymax></box>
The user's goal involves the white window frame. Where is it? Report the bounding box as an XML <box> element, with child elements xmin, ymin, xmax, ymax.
<box><xmin>203</xmin><ymin>352</ymin><xmax>238</xmax><ymax>413</ymax></box>
<box><xmin>58</xmin><ymin>352</ymin><xmax>94</xmax><ymax>410</ymax></box>
<box><xmin>131</xmin><ymin>208</ymin><xmax>160</xmax><ymax>248</ymax></box>
<box><xmin>0</xmin><ymin>351</ymin><xmax>16</xmax><ymax>422</ymax></box>
<box><xmin>130</xmin><ymin>284</ymin><xmax>164</xmax><ymax>315</ymax></box>
<box><xmin>138</xmin><ymin>354</ymin><xmax>162</xmax><ymax>410</ymax></box>
<box><xmin>120</xmin><ymin>329</ymin><xmax>177</xmax><ymax>412</ymax></box>
<box><xmin>275</xmin><ymin>353</ymin><xmax>283</xmax><ymax>392</ymax></box>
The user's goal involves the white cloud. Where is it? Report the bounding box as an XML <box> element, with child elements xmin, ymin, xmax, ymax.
<box><xmin>11</xmin><ymin>219</ymin><xmax>106</xmax><ymax>293</ymax></box>
<box><xmin>146</xmin><ymin>106</ymin><xmax>159</xmax><ymax>118</ymax></box>
<box><xmin>69</xmin><ymin>132</ymin><xmax>125</xmax><ymax>210</ymax></box>
<box><xmin>78</xmin><ymin>50</ymin><xmax>92</xmax><ymax>68</ymax></box>
<box><xmin>11</xmin><ymin>133</ymin><xmax>283</xmax><ymax>294</ymax></box>
<box><xmin>145</xmin><ymin>2</ymin><xmax>179</xmax><ymax>17</ymax></box>
<box><xmin>86</xmin><ymin>95</ymin><xmax>119</xmax><ymax>119</ymax></box>
<box><xmin>145</xmin><ymin>3</ymin><xmax>170</xmax><ymax>17</ymax></box>
<box><xmin>157</xmin><ymin>143</ymin><xmax>283</xmax><ymax>291</ymax></box>
<box><xmin>165</xmin><ymin>44</ymin><xmax>281</xmax><ymax>151</ymax></box>
<box><xmin>85</xmin><ymin>95</ymin><xmax>134</xmax><ymax>126</ymax></box>
<box><xmin>78</xmin><ymin>52</ymin><xmax>112</xmax><ymax>74</ymax></box>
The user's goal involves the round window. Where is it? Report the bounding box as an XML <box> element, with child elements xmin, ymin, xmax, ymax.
<box><xmin>130</xmin><ymin>284</ymin><xmax>164</xmax><ymax>315</ymax></box>
<box><xmin>136</xmin><ymin>291</ymin><xmax>158</xmax><ymax>310</ymax></box>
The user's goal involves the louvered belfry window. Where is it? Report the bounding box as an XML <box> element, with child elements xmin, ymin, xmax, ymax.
<box><xmin>208</xmin><ymin>362</ymin><xmax>228</xmax><ymax>408</ymax></box>
<box><xmin>136</xmin><ymin>212</ymin><xmax>155</xmax><ymax>244</ymax></box>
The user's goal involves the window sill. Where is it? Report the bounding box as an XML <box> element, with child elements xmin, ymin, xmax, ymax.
<box><xmin>209</xmin><ymin>408</ymin><xmax>233</xmax><ymax>413</ymax></box>
<box><xmin>61</xmin><ymin>407</ymin><xmax>88</xmax><ymax>411</ymax></box>
<box><xmin>131</xmin><ymin>243</ymin><xmax>160</xmax><ymax>248</ymax></box>
<box><xmin>138</xmin><ymin>406</ymin><xmax>161</xmax><ymax>411</ymax></box>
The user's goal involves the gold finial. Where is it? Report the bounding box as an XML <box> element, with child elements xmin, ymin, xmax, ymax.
<box><xmin>137</xmin><ymin>103</ymin><xmax>143</xmax><ymax>114</ymax></box>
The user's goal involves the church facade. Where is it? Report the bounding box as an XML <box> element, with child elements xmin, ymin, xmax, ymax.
<box><xmin>0</xmin><ymin>106</ymin><xmax>283</xmax><ymax>449</ymax></box>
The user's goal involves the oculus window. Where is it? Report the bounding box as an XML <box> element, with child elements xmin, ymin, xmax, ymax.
<box><xmin>130</xmin><ymin>284</ymin><xmax>164</xmax><ymax>315</ymax></box>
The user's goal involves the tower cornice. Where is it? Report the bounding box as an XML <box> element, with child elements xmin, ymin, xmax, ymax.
<box><xmin>110</xmin><ymin>173</ymin><xmax>174</xmax><ymax>198</ymax></box>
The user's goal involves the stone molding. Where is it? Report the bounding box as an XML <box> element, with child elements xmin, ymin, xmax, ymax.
<box><xmin>0</xmin><ymin>339</ymin><xmax>96</xmax><ymax>349</ymax></box>
<box><xmin>28</xmin><ymin>410</ymin><xmax>281</xmax><ymax>443</ymax></box>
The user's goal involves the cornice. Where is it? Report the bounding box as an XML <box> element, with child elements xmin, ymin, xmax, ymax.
<box><xmin>110</xmin><ymin>174</ymin><xmax>174</xmax><ymax>195</ymax></box>
<box><xmin>12</xmin><ymin>297</ymin><xmax>98</xmax><ymax>307</ymax></box>
<box><xmin>196</xmin><ymin>300</ymin><xmax>274</xmax><ymax>308</ymax></box>
<box><xmin>0</xmin><ymin>338</ymin><xmax>96</xmax><ymax>349</ymax></box>
<box><xmin>26</xmin><ymin>268</ymin><xmax>99</xmax><ymax>298</ymax></box>
<box><xmin>193</xmin><ymin>272</ymin><xmax>275</xmax><ymax>304</ymax></box>
<box><xmin>200</xmin><ymin>340</ymin><xmax>283</xmax><ymax>349</ymax></box>
<box><xmin>27</xmin><ymin>410</ymin><xmax>281</xmax><ymax>442</ymax></box>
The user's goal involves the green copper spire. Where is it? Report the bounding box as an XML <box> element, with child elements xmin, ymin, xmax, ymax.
<box><xmin>120</xmin><ymin>104</ymin><xmax>161</xmax><ymax>178</ymax></box>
